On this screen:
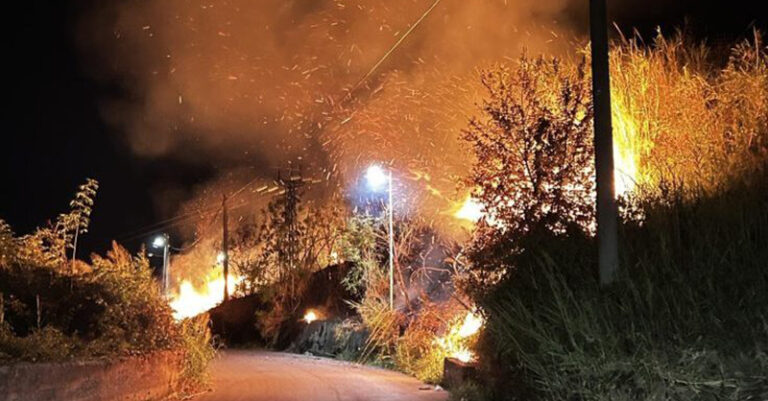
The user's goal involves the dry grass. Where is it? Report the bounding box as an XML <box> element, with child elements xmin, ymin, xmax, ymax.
<box><xmin>610</xmin><ymin>30</ymin><xmax>767</xmax><ymax>193</ymax></box>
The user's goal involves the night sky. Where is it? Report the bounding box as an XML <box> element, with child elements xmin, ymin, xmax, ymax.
<box><xmin>2</xmin><ymin>0</ymin><xmax>764</xmax><ymax>256</ymax></box>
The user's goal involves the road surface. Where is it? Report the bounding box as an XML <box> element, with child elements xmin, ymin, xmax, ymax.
<box><xmin>194</xmin><ymin>350</ymin><xmax>449</xmax><ymax>401</ymax></box>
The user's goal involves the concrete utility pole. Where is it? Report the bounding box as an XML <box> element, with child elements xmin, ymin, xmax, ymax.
<box><xmin>590</xmin><ymin>0</ymin><xmax>619</xmax><ymax>285</ymax></box>
<box><xmin>222</xmin><ymin>195</ymin><xmax>230</xmax><ymax>302</ymax></box>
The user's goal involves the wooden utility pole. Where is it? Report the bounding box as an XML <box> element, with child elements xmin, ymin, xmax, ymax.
<box><xmin>222</xmin><ymin>195</ymin><xmax>230</xmax><ymax>302</ymax></box>
<box><xmin>590</xmin><ymin>0</ymin><xmax>619</xmax><ymax>285</ymax></box>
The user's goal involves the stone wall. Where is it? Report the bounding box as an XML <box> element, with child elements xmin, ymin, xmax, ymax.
<box><xmin>0</xmin><ymin>351</ymin><xmax>183</xmax><ymax>401</ymax></box>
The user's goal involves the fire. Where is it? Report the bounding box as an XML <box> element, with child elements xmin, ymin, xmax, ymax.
<box><xmin>452</xmin><ymin>347</ymin><xmax>474</xmax><ymax>363</ymax></box>
<box><xmin>457</xmin><ymin>311</ymin><xmax>484</xmax><ymax>337</ymax></box>
<box><xmin>454</xmin><ymin>196</ymin><xmax>485</xmax><ymax>222</ymax></box>
<box><xmin>612</xmin><ymin>100</ymin><xmax>643</xmax><ymax>197</ymax></box>
<box><xmin>436</xmin><ymin>311</ymin><xmax>485</xmax><ymax>363</ymax></box>
<box><xmin>169</xmin><ymin>269</ymin><xmax>241</xmax><ymax>320</ymax></box>
<box><xmin>303</xmin><ymin>310</ymin><xmax>318</xmax><ymax>324</ymax></box>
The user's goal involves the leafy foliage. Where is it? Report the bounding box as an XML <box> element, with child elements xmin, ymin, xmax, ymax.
<box><xmin>235</xmin><ymin>196</ymin><xmax>345</xmax><ymax>345</ymax></box>
<box><xmin>234</xmin><ymin>197</ymin><xmax>344</xmax><ymax>296</ymax></box>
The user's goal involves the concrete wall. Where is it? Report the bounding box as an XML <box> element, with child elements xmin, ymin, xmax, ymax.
<box><xmin>0</xmin><ymin>351</ymin><xmax>183</xmax><ymax>401</ymax></box>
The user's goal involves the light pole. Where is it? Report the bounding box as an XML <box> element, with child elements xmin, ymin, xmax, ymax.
<box><xmin>153</xmin><ymin>234</ymin><xmax>170</xmax><ymax>296</ymax></box>
<box><xmin>366</xmin><ymin>164</ymin><xmax>395</xmax><ymax>310</ymax></box>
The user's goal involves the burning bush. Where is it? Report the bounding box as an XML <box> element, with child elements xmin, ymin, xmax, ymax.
<box><xmin>395</xmin><ymin>301</ymin><xmax>483</xmax><ymax>383</ymax></box>
<box><xmin>610</xmin><ymin>31</ymin><xmax>768</xmax><ymax>193</ymax></box>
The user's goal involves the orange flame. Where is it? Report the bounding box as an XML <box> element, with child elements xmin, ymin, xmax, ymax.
<box><xmin>435</xmin><ymin>311</ymin><xmax>484</xmax><ymax>363</ymax></box>
<box><xmin>169</xmin><ymin>268</ymin><xmax>241</xmax><ymax>320</ymax></box>
<box><xmin>303</xmin><ymin>310</ymin><xmax>319</xmax><ymax>324</ymax></box>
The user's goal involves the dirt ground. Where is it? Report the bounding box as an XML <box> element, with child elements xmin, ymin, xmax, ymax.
<box><xmin>193</xmin><ymin>350</ymin><xmax>448</xmax><ymax>401</ymax></box>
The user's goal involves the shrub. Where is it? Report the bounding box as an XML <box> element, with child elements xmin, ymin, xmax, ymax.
<box><xmin>178</xmin><ymin>314</ymin><xmax>216</xmax><ymax>391</ymax></box>
<box><xmin>0</xmin><ymin>180</ymin><xmax>214</xmax><ymax>390</ymax></box>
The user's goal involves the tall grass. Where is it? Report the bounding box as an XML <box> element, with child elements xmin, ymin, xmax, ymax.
<box><xmin>478</xmin><ymin>171</ymin><xmax>768</xmax><ymax>400</ymax></box>
<box><xmin>610</xmin><ymin>30</ymin><xmax>767</xmax><ymax>192</ymax></box>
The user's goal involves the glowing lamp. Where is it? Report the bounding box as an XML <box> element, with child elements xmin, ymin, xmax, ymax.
<box><xmin>365</xmin><ymin>165</ymin><xmax>388</xmax><ymax>191</ymax></box>
<box><xmin>152</xmin><ymin>235</ymin><xmax>167</xmax><ymax>249</ymax></box>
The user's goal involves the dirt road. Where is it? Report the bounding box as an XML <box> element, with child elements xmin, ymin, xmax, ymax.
<box><xmin>194</xmin><ymin>350</ymin><xmax>449</xmax><ymax>401</ymax></box>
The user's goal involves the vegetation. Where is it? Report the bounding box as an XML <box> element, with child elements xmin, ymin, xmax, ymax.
<box><xmin>460</xmin><ymin>32</ymin><xmax>768</xmax><ymax>400</ymax></box>
<box><xmin>233</xmin><ymin>196</ymin><xmax>345</xmax><ymax>345</ymax></box>
<box><xmin>339</xmin><ymin>214</ymin><xmax>474</xmax><ymax>382</ymax></box>
<box><xmin>0</xmin><ymin>180</ymin><xmax>214</xmax><ymax>389</ymax></box>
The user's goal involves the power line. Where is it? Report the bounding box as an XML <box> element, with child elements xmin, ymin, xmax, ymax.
<box><xmin>345</xmin><ymin>0</ymin><xmax>444</xmax><ymax>100</ymax></box>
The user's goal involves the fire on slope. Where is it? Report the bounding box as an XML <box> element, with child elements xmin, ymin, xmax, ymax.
<box><xmin>435</xmin><ymin>311</ymin><xmax>484</xmax><ymax>363</ymax></box>
<box><xmin>169</xmin><ymin>266</ymin><xmax>242</xmax><ymax>320</ymax></box>
<box><xmin>453</xmin><ymin>109</ymin><xmax>643</xmax><ymax>225</ymax></box>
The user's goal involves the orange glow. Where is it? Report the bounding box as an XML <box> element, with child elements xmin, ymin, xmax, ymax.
<box><xmin>303</xmin><ymin>310</ymin><xmax>318</xmax><ymax>324</ymax></box>
<box><xmin>612</xmin><ymin>104</ymin><xmax>641</xmax><ymax>197</ymax></box>
<box><xmin>435</xmin><ymin>311</ymin><xmax>484</xmax><ymax>363</ymax></box>
<box><xmin>453</xmin><ymin>196</ymin><xmax>485</xmax><ymax>222</ymax></box>
<box><xmin>169</xmin><ymin>268</ymin><xmax>241</xmax><ymax>320</ymax></box>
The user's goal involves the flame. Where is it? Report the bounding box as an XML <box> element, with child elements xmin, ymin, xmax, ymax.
<box><xmin>169</xmin><ymin>269</ymin><xmax>242</xmax><ymax>320</ymax></box>
<box><xmin>303</xmin><ymin>310</ymin><xmax>318</xmax><ymax>324</ymax></box>
<box><xmin>436</xmin><ymin>311</ymin><xmax>484</xmax><ymax>363</ymax></box>
<box><xmin>457</xmin><ymin>311</ymin><xmax>484</xmax><ymax>337</ymax></box>
<box><xmin>612</xmin><ymin>102</ymin><xmax>642</xmax><ymax>196</ymax></box>
<box><xmin>454</xmin><ymin>196</ymin><xmax>485</xmax><ymax>222</ymax></box>
<box><xmin>452</xmin><ymin>347</ymin><xmax>474</xmax><ymax>363</ymax></box>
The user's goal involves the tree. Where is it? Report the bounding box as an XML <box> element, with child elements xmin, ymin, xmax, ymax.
<box><xmin>463</xmin><ymin>55</ymin><xmax>595</xmax><ymax>288</ymax></box>
<box><xmin>232</xmin><ymin>197</ymin><xmax>344</xmax><ymax>297</ymax></box>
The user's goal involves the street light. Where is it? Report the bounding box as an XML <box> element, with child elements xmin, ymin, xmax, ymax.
<box><xmin>152</xmin><ymin>233</ymin><xmax>170</xmax><ymax>297</ymax></box>
<box><xmin>365</xmin><ymin>164</ymin><xmax>395</xmax><ymax>310</ymax></box>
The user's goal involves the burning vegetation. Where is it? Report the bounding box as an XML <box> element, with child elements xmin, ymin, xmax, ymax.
<box><xmin>141</xmin><ymin>29</ymin><xmax>767</xmax><ymax>395</ymax></box>
<box><xmin>1</xmin><ymin>0</ymin><xmax>766</xmax><ymax>398</ymax></box>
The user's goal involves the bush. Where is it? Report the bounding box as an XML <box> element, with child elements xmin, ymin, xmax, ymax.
<box><xmin>476</xmin><ymin>172</ymin><xmax>768</xmax><ymax>400</ymax></box>
<box><xmin>0</xmin><ymin>325</ymin><xmax>77</xmax><ymax>362</ymax></box>
<box><xmin>0</xmin><ymin>180</ymin><xmax>215</xmax><ymax>390</ymax></box>
<box><xmin>0</xmin><ymin>242</ymin><xmax>180</xmax><ymax>360</ymax></box>
<box><xmin>178</xmin><ymin>314</ymin><xmax>216</xmax><ymax>391</ymax></box>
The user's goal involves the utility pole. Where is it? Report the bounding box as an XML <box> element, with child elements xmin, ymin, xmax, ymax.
<box><xmin>222</xmin><ymin>194</ymin><xmax>230</xmax><ymax>302</ymax></box>
<box><xmin>162</xmin><ymin>235</ymin><xmax>170</xmax><ymax>296</ymax></box>
<box><xmin>277</xmin><ymin>165</ymin><xmax>303</xmax><ymax>299</ymax></box>
<box><xmin>590</xmin><ymin>0</ymin><xmax>619</xmax><ymax>285</ymax></box>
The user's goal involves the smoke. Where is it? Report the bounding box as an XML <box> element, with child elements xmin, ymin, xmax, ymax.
<box><xmin>76</xmin><ymin>0</ymin><xmax>602</xmax><ymax>248</ymax></box>
<box><xmin>82</xmin><ymin>0</ymin><xmax>575</xmax><ymax>161</ymax></box>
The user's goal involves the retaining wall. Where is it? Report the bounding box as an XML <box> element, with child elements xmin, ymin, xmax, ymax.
<box><xmin>0</xmin><ymin>351</ymin><xmax>183</xmax><ymax>401</ymax></box>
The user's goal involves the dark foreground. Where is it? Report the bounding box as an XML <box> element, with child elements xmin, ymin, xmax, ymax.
<box><xmin>194</xmin><ymin>350</ymin><xmax>448</xmax><ymax>401</ymax></box>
